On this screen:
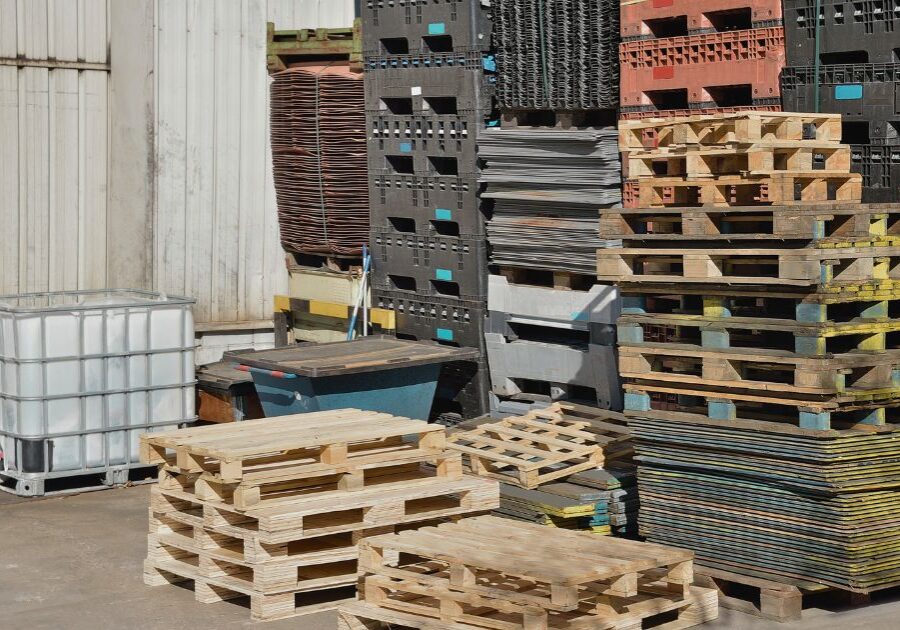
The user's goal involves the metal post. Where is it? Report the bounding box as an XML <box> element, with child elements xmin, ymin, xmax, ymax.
<box><xmin>814</xmin><ymin>0</ymin><xmax>821</xmax><ymax>113</ymax></box>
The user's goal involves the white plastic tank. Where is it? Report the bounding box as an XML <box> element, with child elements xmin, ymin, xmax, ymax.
<box><xmin>0</xmin><ymin>290</ymin><xmax>195</xmax><ymax>492</ymax></box>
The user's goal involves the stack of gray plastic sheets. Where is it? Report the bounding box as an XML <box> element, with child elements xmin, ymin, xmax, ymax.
<box><xmin>479</xmin><ymin>128</ymin><xmax>622</xmax><ymax>274</ymax></box>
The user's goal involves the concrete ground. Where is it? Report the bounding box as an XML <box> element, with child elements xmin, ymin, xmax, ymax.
<box><xmin>1</xmin><ymin>485</ymin><xmax>898</xmax><ymax>630</ymax></box>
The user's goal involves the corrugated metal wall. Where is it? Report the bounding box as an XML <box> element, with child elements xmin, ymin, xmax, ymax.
<box><xmin>0</xmin><ymin>0</ymin><xmax>110</xmax><ymax>296</ymax></box>
<box><xmin>2</xmin><ymin>0</ymin><xmax>355</xmax><ymax>327</ymax></box>
<box><xmin>156</xmin><ymin>0</ymin><xmax>355</xmax><ymax>325</ymax></box>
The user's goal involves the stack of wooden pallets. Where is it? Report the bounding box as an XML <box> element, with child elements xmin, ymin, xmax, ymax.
<box><xmin>138</xmin><ymin>409</ymin><xmax>499</xmax><ymax>621</ymax></box>
<box><xmin>337</xmin><ymin>515</ymin><xmax>719</xmax><ymax>629</ymax></box>
<box><xmin>618</xmin><ymin>112</ymin><xmax>861</xmax><ymax>208</ymax></box>
<box><xmin>600</xmin><ymin>110</ymin><xmax>900</xmax><ymax>618</ymax></box>
<box><xmin>447</xmin><ymin>403</ymin><xmax>640</xmax><ymax>536</ymax></box>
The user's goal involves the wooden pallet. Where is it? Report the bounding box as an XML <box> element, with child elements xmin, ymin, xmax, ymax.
<box><xmin>147</xmin><ymin>533</ymin><xmax>359</xmax><ymax>594</ymax></box>
<box><xmin>599</xmin><ymin>203</ymin><xmax>900</xmax><ymax>242</ymax></box>
<box><xmin>144</xmin><ymin>559</ymin><xmax>357</xmax><ymax>621</ymax></box>
<box><xmin>338</xmin><ymin>595</ymin><xmax>717</xmax><ymax>630</ymax></box>
<box><xmin>141</xmin><ymin>409</ymin><xmax>459</xmax><ymax>510</ymax></box>
<box><xmin>619</xmin><ymin>112</ymin><xmax>843</xmax><ymax>151</ymax></box>
<box><xmin>627</xmin><ymin>172</ymin><xmax>862</xmax><ymax>208</ymax></box>
<box><xmin>348</xmin><ymin>516</ymin><xmax>716</xmax><ymax>630</ymax></box>
<box><xmin>618</xmin><ymin>312</ymin><xmax>900</xmax><ymax>357</ymax></box>
<box><xmin>151</xmin><ymin>473</ymin><xmax>499</xmax><ymax>544</ymax></box>
<box><xmin>624</xmin><ymin>142</ymin><xmax>852</xmax><ymax>179</ymax></box>
<box><xmin>619</xmin><ymin>344</ymin><xmax>900</xmax><ymax>399</ymax></box>
<box><xmin>266</xmin><ymin>20</ymin><xmax>362</xmax><ymax>74</ymax></box>
<box><xmin>623</xmin><ymin>386</ymin><xmax>898</xmax><ymax>431</ymax></box>
<box><xmin>598</xmin><ymin>246</ymin><xmax>900</xmax><ymax>286</ymax></box>
<box><xmin>446</xmin><ymin>404</ymin><xmax>628</xmax><ymax>488</ymax></box>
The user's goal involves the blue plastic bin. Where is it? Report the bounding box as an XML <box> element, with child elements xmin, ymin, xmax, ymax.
<box><xmin>225</xmin><ymin>336</ymin><xmax>479</xmax><ymax>420</ymax></box>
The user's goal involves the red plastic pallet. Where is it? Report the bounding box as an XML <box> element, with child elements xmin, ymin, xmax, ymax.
<box><xmin>621</xmin><ymin>0</ymin><xmax>783</xmax><ymax>41</ymax></box>
<box><xmin>620</xmin><ymin>27</ymin><xmax>785</xmax><ymax>113</ymax></box>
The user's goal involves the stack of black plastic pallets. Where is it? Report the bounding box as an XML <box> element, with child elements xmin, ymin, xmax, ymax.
<box><xmin>781</xmin><ymin>0</ymin><xmax>900</xmax><ymax>201</ymax></box>
<box><xmin>363</xmin><ymin>0</ymin><xmax>495</xmax><ymax>422</ymax></box>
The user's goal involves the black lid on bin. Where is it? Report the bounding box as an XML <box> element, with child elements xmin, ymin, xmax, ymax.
<box><xmin>224</xmin><ymin>335</ymin><xmax>480</xmax><ymax>378</ymax></box>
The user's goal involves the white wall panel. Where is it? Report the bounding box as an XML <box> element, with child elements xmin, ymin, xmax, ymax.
<box><xmin>268</xmin><ymin>0</ymin><xmax>356</xmax><ymax>29</ymax></box>
<box><xmin>0</xmin><ymin>0</ymin><xmax>110</xmax><ymax>296</ymax></box>
<box><xmin>153</xmin><ymin>0</ymin><xmax>355</xmax><ymax>324</ymax></box>
<box><xmin>3</xmin><ymin>0</ymin><xmax>354</xmax><ymax>326</ymax></box>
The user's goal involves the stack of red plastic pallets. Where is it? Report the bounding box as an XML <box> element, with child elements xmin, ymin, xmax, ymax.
<box><xmin>619</xmin><ymin>0</ymin><xmax>785</xmax><ymax>120</ymax></box>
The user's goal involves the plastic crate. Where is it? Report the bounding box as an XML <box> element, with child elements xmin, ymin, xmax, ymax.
<box><xmin>367</xmin><ymin>110</ymin><xmax>485</xmax><ymax>168</ymax></box>
<box><xmin>0</xmin><ymin>290</ymin><xmax>195</xmax><ymax>496</ymax></box>
<box><xmin>851</xmin><ymin>143</ymin><xmax>900</xmax><ymax>202</ymax></box>
<box><xmin>783</xmin><ymin>0</ymin><xmax>900</xmax><ymax>65</ymax></box>
<box><xmin>369</xmin><ymin>174</ymin><xmax>488</xmax><ymax>236</ymax></box>
<box><xmin>372</xmin><ymin>289</ymin><xmax>486</xmax><ymax>348</ymax></box>
<box><xmin>619</xmin><ymin>27</ymin><xmax>786</xmax><ymax>113</ymax></box>
<box><xmin>371</xmin><ymin>226</ymin><xmax>488</xmax><ymax>299</ymax></box>
<box><xmin>362</xmin><ymin>0</ymin><xmax>492</xmax><ymax>55</ymax></box>
<box><xmin>781</xmin><ymin>63</ymin><xmax>900</xmax><ymax>142</ymax></box>
<box><xmin>621</xmin><ymin>0</ymin><xmax>783</xmax><ymax>41</ymax></box>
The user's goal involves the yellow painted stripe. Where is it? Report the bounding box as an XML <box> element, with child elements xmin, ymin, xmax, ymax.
<box><xmin>273</xmin><ymin>295</ymin><xmax>291</xmax><ymax>312</ymax></box>
<box><xmin>309</xmin><ymin>301</ymin><xmax>350</xmax><ymax>319</ymax></box>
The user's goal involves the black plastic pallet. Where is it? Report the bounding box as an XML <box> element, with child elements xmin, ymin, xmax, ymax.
<box><xmin>369</xmin><ymin>174</ymin><xmax>488</xmax><ymax>236</ymax></box>
<box><xmin>372</xmin><ymin>289</ymin><xmax>486</xmax><ymax>348</ymax></box>
<box><xmin>362</xmin><ymin>0</ymin><xmax>493</xmax><ymax>56</ymax></box>
<box><xmin>371</xmin><ymin>226</ymin><xmax>488</xmax><ymax>299</ymax></box>
<box><xmin>372</xmin><ymin>258</ymin><xmax>488</xmax><ymax>303</ymax></box>
<box><xmin>783</xmin><ymin>0</ymin><xmax>900</xmax><ymax>65</ymax></box>
<box><xmin>364</xmin><ymin>56</ymin><xmax>496</xmax><ymax>113</ymax></box>
<box><xmin>367</xmin><ymin>111</ymin><xmax>486</xmax><ymax>167</ymax></box>
<box><xmin>851</xmin><ymin>143</ymin><xmax>900</xmax><ymax>202</ymax></box>
<box><xmin>781</xmin><ymin>63</ymin><xmax>900</xmax><ymax>142</ymax></box>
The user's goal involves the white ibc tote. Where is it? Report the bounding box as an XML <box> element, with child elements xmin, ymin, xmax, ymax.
<box><xmin>0</xmin><ymin>290</ymin><xmax>196</xmax><ymax>496</ymax></box>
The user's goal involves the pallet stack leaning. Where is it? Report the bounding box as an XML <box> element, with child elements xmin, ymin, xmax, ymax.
<box><xmin>600</xmin><ymin>111</ymin><xmax>900</xmax><ymax>620</ymax></box>
<box><xmin>363</xmin><ymin>0</ymin><xmax>496</xmax><ymax>422</ymax></box>
<box><xmin>138</xmin><ymin>409</ymin><xmax>500</xmax><ymax>621</ymax></box>
<box><xmin>780</xmin><ymin>0</ymin><xmax>900</xmax><ymax>200</ymax></box>
<box><xmin>619</xmin><ymin>0</ymin><xmax>785</xmax><ymax>120</ymax></box>
<box><xmin>484</xmin><ymin>1</ymin><xmax>625</xmax><ymax>413</ymax></box>
<box><xmin>337</xmin><ymin>515</ymin><xmax>719</xmax><ymax>629</ymax></box>
<box><xmin>447</xmin><ymin>403</ymin><xmax>641</xmax><ymax>538</ymax></box>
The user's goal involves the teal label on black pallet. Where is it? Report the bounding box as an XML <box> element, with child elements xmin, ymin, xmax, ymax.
<box><xmin>428</xmin><ymin>23</ymin><xmax>446</xmax><ymax>35</ymax></box>
<box><xmin>435</xmin><ymin>269</ymin><xmax>453</xmax><ymax>281</ymax></box>
<box><xmin>400</xmin><ymin>142</ymin><xmax>412</xmax><ymax>153</ymax></box>
<box><xmin>834</xmin><ymin>84</ymin><xmax>863</xmax><ymax>100</ymax></box>
<box><xmin>435</xmin><ymin>208</ymin><xmax>452</xmax><ymax>220</ymax></box>
<box><xmin>436</xmin><ymin>328</ymin><xmax>454</xmax><ymax>341</ymax></box>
